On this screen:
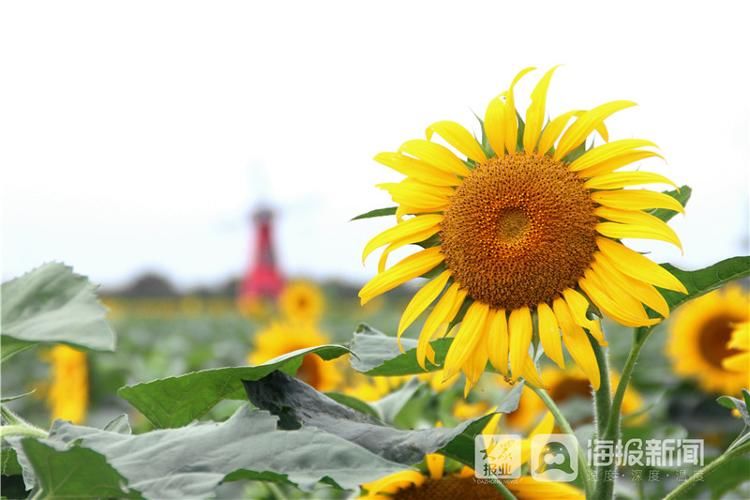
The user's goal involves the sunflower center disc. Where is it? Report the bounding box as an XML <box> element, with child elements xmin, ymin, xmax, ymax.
<box><xmin>440</xmin><ymin>153</ymin><xmax>598</xmax><ymax>310</ymax></box>
<box><xmin>394</xmin><ymin>476</ymin><xmax>504</xmax><ymax>500</ymax></box>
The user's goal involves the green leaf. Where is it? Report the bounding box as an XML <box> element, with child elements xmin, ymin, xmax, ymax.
<box><xmin>650</xmin><ymin>185</ymin><xmax>692</xmax><ymax>222</ymax></box>
<box><xmin>118</xmin><ymin>344</ymin><xmax>351</xmax><ymax>428</ymax></box>
<box><xmin>660</xmin><ymin>257</ymin><xmax>750</xmax><ymax>312</ymax></box>
<box><xmin>12</xmin><ymin>406</ymin><xmax>409</xmax><ymax>497</ymax></box>
<box><xmin>324</xmin><ymin>392</ymin><xmax>380</xmax><ymax>419</ymax></box>
<box><xmin>1</xmin><ymin>447</ymin><xmax>22</xmax><ymax>477</ymax></box>
<box><xmin>1</xmin><ymin>263</ymin><xmax>115</xmax><ymax>361</ymax></box>
<box><xmin>243</xmin><ymin>371</ymin><xmax>494</xmax><ymax>466</ymax></box>
<box><xmin>717</xmin><ymin>390</ymin><xmax>750</xmax><ymax>426</ymax></box>
<box><xmin>351</xmin><ymin>207</ymin><xmax>397</xmax><ymax>221</ymax></box>
<box><xmin>349</xmin><ymin>324</ymin><xmax>450</xmax><ymax>376</ymax></box>
<box><xmin>20</xmin><ymin>439</ymin><xmax>142</xmax><ymax>498</ymax></box>
<box><xmin>371</xmin><ymin>378</ymin><xmax>423</xmax><ymax>424</ymax></box>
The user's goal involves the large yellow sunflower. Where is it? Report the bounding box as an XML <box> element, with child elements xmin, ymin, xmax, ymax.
<box><xmin>46</xmin><ymin>345</ymin><xmax>88</xmax><ymax>424</ymax></box>
<box><xmin>248</xmin><ymin>321</ymin><xmax>342</xmax><ymax>391</ymax></box>
<box><xmin>360</xmin><ymin>67</ymin><xmax>686</xmax><ymax>392</ymax></box>
<box><xmin>667</xmin><ymin>285</ymin><xmax>750</xmax><ymax>394</ymax></box>
<box><xmin>278</xmin><ymin>280</ymin><xmax>325</xmax><ymax>324</ymax></box>
<box><xmin>361</xmin><ymin>413</ymin><xmax>583</xmax><ymax>499</ymax></box>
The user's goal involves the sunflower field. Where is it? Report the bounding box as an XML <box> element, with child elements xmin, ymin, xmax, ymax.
<box><xmin>0</xmin><ymin>7</ymin><xmax>750</xmax><ymax>500</ymax></box>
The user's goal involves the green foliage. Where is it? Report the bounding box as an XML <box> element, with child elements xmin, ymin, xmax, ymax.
<box><xmin>351</xmin><ymin>207</ymin><xmax>397</xmax><ymax>221</ymax></box>
<box><xmin>1</xmin><ymin>263</ymin><xmax>115</xmax><ymax>361</ymax></box>
<box><xmin>659</xmin><ymin>257</ymin><xmax>750</xmax><ymax>312</ymax></box>
<box><xmin>118</xmin><ymin>344</ymin><xmax>351</xmax><ymax>428</ymax></box>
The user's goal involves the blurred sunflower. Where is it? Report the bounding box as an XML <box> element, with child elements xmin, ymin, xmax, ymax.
<box><xmin>723</xmin><ymin>321</ymin><xmax>749</xmax><ymax>373</ymax></box>
<box><xmin>279</xmin><ymin>281</ymin><xmax>325</xmax><ymax>324</ymax></box>
<box><xmin>345</xmin><ymin>372</ymin><xmax>459</xmax><ymax>402</ymax></box>
<box><xmin>667</xmin><ymin>285</ymin><xmax>750</xmax><ymax>394</ymax></box>
<box><xmin>502</xmin><ymin>367</ymin><xmax>645</xmax><ymax>431</ymax></box>
<box><xmin>360</xmin><ymin>67</ymin><xmax>685</xmax><ymax>393</ymax></box>
<box><xmin>248</xmin><ymin>321</ymin><xmax>341</xmax><ymax>391</ymax></box>
<box><xmin>46</xmin><ymin>345</ymin><xmax>88</xmax><ymax>424</ymax></box>
<box><xmin>361</xmin><ymin>412</ymin><xmax>583</xmax><ymax>499</ymax></box>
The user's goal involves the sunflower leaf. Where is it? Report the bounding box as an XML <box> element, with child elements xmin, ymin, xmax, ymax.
<box><xmin>351</xmin><ymin>207</ymin><xmax>397</xmax><ymax>221</ymax></box>
<box><xmin>658</xmin><ymin>256</ymin><xmax>750</xmax><ymax>312</ymax></box>
<box><xmin>118</xmin><ymin>344</ymin><xmax>351</xmax><ymax>428</ymax></box>
<box><xmin>1</xmin><ymin>263</ymin><xmax>116</xmax><ymax>362</ymax></box>
<box><xmin>243</xmin><ymin>370</ymin><xmax>496</xmax><ymax>466</ymax></box>
<box><xmin>650</xmin><ymin>185</ymin><xmax>692</xmax><ymax>222</ymax></box>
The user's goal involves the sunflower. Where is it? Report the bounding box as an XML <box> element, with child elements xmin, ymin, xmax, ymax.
<box><xmin>47</xmin><ymin>345</ymin><xmax>88</xmax><ymax>424</ymax></box>
<box><xmin>667</xmin><ymin>285</ymin><xmax>750</xmax><ymax>394</ymax></box>
<box><xmin>345</xmin><ymin>372</ymin><xmax>458</xmax><ymax>402</ymax></box>
<box><xmin>501</xmin><ymin>367</ymin><xmax>645</xmax><ymax>431</ymax></box>
<box><xmin>361</xmin><ymin>413</ymin><xmax>583</xmax><ymax>499</ymax></box>
<box><xmin>278</xmin><ymin>280</ymin><xmax>325</xmax><ymax>324</ymax></box>
<box><xmin>248</xmin><ymin>321</ymin><xmax>342</xmax><ymax>391</ymax></box>
<box><xmin>360</xmin><ymin>67</ymin><xmax>686</xmax><ymax>392</ymax></box>
<box><xmin>723</xmin><ymin>321</ymin><xmax>750</xmax><ymax>375</ymax></box>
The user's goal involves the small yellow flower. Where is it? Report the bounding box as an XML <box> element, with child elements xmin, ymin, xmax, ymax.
<box><xmin>47</xmin><ymin>345</ymin><xmax>88</xmax><ymax>424</ymax></box>
<box><xmin>279</xmin><ymin>281</ymin><xmax>325</xmax><ymax>324</ymax></box>
<box><xmin>667</xmin><ymin>285</ymin><xmax>750</xmax><ymax>395</ymax></box>
<box><xmin>248</xmin><ymin>321</ymin><xmax>341</xmax><ymax>392</ymax></box>
<box><xmin>360</xmin><ymin>67</ymin><xmax>685</xmax><ymax>393</ymax></box>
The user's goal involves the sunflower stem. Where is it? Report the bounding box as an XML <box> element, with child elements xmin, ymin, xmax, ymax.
<box><xmin>489</xmin><ymin>477</ymin><xmax>518</xmax><ymax>500</ymax></box>
<box><xmin>528</xmin><ymin>384</ymin><xmax>594</xmax><ymax>498</ymax></box>
<box><xmin>591</xmin><ymin>335</ymin><xmax>611</xmax><ymax>440</ymax></box>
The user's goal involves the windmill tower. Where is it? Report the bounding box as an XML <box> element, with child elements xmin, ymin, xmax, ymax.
<box><xmin>237</xmin><ymin>207</ymin><xmax>285</xmax><ymax>308</ymax></box>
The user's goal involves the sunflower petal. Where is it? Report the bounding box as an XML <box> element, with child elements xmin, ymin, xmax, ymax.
<box><xmin>553</xmin><ymin>297</ymin><xmax>600</xmax><ymax>390</ymax></box>
<box><xmin>521</xmin><ymin>354</ymin><xmax>545</xmax><ymax>388</ymax></box>
<box><xmin>416</xmin><ymin>283</ymin><xmax>466</xmax><ymax>368</ymax></box>
<box><xmin>523</xmin><ymin>66</ymin><xmax>559</xmax><ymax>153</ymax></box>
<box><xmin>577</xmin><ymin>150</ymin><xmax>664</xmax><ymax>178</ymax></box>
<box><xmin>377</xmin><ymin>226</ymin><xmax>441</xmax><ymax>273</ymax></box>
<box><xmin>362</xmin><ymin>214</ymin><xmax>443</xmax><ymax>263</ymax></box>
<box><xmin>359</xmin><ymin>247</ymin><xmax>444</xmax><ymax>305</ymax></box>
<box><xmin>505</xmin><ymin>67</ymin><xmax>536</xmax><ymax>153</ymax></box>
<box><xmin>399</xmin><ymin>139</ymin><xmax>470</xmax><ymax>176</ymax></box>
<box><xmin>592</xmin><ymin>189</ymin><xmax>685</xmax><ymax>213</ymax></box>
<box><xmin>596</xmin><ymin>222</ymin><xmax>683</xmax><ymax>252</ymax></box>
<box><xmin>593</xmin><ymin>254</ymin><xmax>670</xmax><ymax>318</ymax></box>
<box><xmin>569</xmin><ymin>139</ymin><xmax>658</xmax><ymax>172</ymax></box>
<box><xmin>579</xmin><ymin>269</ymin><xmax>659</xmax><ymax>327</ymax></box>
<box><xmin>537</xmin><ymin>110</ymin><xmax>578</xmax><ymax>155</ymax></box>
<box><xmin>537</xmin><ymin>302</ymin><xmax>565</xmax><ymax>368</ymax></box>
<box><xmin>487</xmin><ymin>308</ymin><xmax>509</xmax><ymax>375</ymax></box>
<box><xmin>594</xmin><ymin>207</ymin><xmax>683</xmax><ymax>251</ymax></box>
<box><xmin>463</xmin><ymin>341</ymin><xmax>489</xmax><ymax>396</ymax></box>
<box><xmin>443</xmin><ymin>301</ymin><xmax>491</xmax><ymax>380</ymax></box>
<box><xmin>585</xmin><ymin>171</ymin><xmax>677</xmax><ymax>190</ymax></box>
<box><xmin>554</xmin><ymin>101</ymin><xmax>637</xmax><ymax>160</ymax></box>
<box><xmin>561</xmin><ymin>288</ymin><xmax>607</xmax><ymax>346</ymax></box>
<box><xmin>374</xmin><ymin>152</ymin><xmax>461</xmax><ymax>187</ymax></box>
<box><xmin>426</xmin><ymin>120</ymin><xmax>487</xmax><ymax>163</ymax></box>
<box><xmin>596</xmin><ymin>237</ymin><xmax>687</xmax><ymax>293</ymax></box>
<box><xmin>425</xmin><ymin>453</ymin><xmax>445</xmax><ymax>480</ymax></box>
<box><xmin>508</xmin><ymin>307</ymin><xmax>533</xmax><ymax>379</ymax></box>
<box><xmin>398</xmin><ymin>270</ymin><xmax>452</xmax><ymax>337</ymax></box>
<box><xmin>484</xmin><ymin>96</ymin><xmax>507</xmax><ymax>157</ymax></box>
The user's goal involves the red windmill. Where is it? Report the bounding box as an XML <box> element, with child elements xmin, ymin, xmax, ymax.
<box><xmin>238</xmin><ymin>207</ymin><xmax>285</xmax><ymax>306</ymax></box>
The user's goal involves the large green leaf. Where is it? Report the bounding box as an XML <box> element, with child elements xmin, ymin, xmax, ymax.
<box><xmin>1</xmin><ymin>263</ymin><xmax>115</xmax><ymax>361</ymax></box>
<box><xmin>11</xmin><ymin>406</ymin><xmax>409</xmax><ymax>497</ymax></box>
<box><xmin>349</xmin><ymin>324</ymin><xmax>451</xmax><ymax>376</ymax></box>
<box><xmin>650</xmin><ymin>185</ymin><xmax>692</xmax><ymax>222</ymax></box>
<box><xmin>660</xmin><ymin>256</ymin><xmax>750</xmax><ymax>311</ymax></box>
<box><xmin>243</xmin><ymin>370</ymin><xmax>500</xmax><ymax>466</ymax></box>
<box><xmin>118</xmin><ymin>344</ymin><xmax>350</xmax><ymax>428</ymax></box>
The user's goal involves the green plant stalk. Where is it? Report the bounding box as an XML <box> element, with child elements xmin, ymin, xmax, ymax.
<box><xmin>0</xmin><ymin>424</ymin><xmax>48</xmax><ymax>440</ymax></box>
<box><xmin>529</xmin><ymin>384</ymin><xmax>593</xmax><ymax>498</ymax></box>
<box><xmin>591</xmin><ymin>337</ymin><xmax>612</xmax><ymax>439</ymax></box>
<box><xmin>663</xmin><ymin>440</ymin><xmax>750</xmax><ymax>500</ymax></box>
<box><xmin>489</xmin><ymin>478</ymin><xmax>518</xmax><ymax>500</ymax></box>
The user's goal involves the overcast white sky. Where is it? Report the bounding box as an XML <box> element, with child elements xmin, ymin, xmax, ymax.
<box><xmin>2</xmin><ymin>1</ymin><xmax>749</xmax><ymax>289</ymax></box>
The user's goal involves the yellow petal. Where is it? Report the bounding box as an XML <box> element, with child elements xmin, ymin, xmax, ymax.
<box><xmin>377</xmin><ymin>227</ymin><xmax>440</xmax><ymax>273</ymax></box>
<box><xmin>443</xmin><ymin>301</ymin><xmax>490</xmax><ymax>380</ymax></box>
<box><xmin>523</xmin><ymin>66</ymin><xmax>559</xmax><ymax>153</ymax></box>
<box><xmin>506</xmin><ymin>476</ymin><xmax>585</xmax><ymax>499</ymax></box>
<box><xmin>484</xmin><ymin>96</ymin><xmax>507</xmax><ymax>157</ymax></box>
<box><xmin>521</xmin><ymin>412</ymin><xmax>555</xmax><ymax>465</ymax></box>
<box><xmin>374</xmin><ymin>152</ymin><xmax>461</xmax><ymax>187</ymax></box>
<box><xmin>487</xmin><ymin>308</ymin><xmax>509</xmax><ymax>375</ymax></box>
<box><xmin>591</xmin><ymin>189</ymin><xmax>685</xmax><ymax>213</ymax></box>
<box><xmin>554</xmin><ymin>100</ymin><xmax>637</xmax><ymax>160</ymax></box>
<box><xmin>537</xmin><ymin>302</ymin><xmax>565</xmax><ymax>368</ymax></box>
<box><xmin>537</xmin><ymin>110</ymin><xmax>579</xmax><ymax>155</ymax></box>
<box><xmin>463</xmin><ymin>341</ymin><xmax>489</xmax><ymax>396</ymax></box>
<box><xmin>569</xmin><ymin>139</ymin><xmax>658</xmax><ymax>172</ymax></box>
<box><xmin>723</xmin><ymin>352</ymin><xmax>750</xmax><ymax>372</ymax></box>
<box><xmin>362</xmin><ymin>214</ymin><xmax>443</xmax><ymax>263</ymax></box>
<box><xmin>398</xmin><ymin>270</ymin><xmax>452</xmax><ymax>336</ymax></box>
<box><xmin>594</xmin><ymin>207</ymin><xmax>683</xmax><ymax>251</ymax></box>
<box><xmin>505</xmin><ymin>67</ymin><xmax>536</xmax><ymax>153</ymax></box>
<box><xmin>596</xmin><ymin>237</ymin><xmax>687</xmax><ymax>293</ymax></box>
<box><xmin>426</xmin><ymin>120</ymin><xmax>487</xmax><ymax>163</ymax></box>
<box><xmin>508</xmin><ymin>307</ymin><xmax>533</xmax><ymax>379</ymax></box>
<box><xmin>577</xmin><ymin>150</ymin><xmax>664</xmax><ymax>178</ymax></box>
<box><xmin>416</xmin><ymin>284</ymin><xmax>466</xmax><ymax>368</ymax></box>
<box><xmin>399</xmin><ymin>139</ymin><xmax>470</xmax><ymax>176</ymax></box>
<box><xmin>596</xmin><ymin>222</ymin><xmax>683</xmax><ymax>252</ymax></box>
<box><xmin>521</xmin><ymin>354</ymin><xmax>545</xmax><ymax>388</ymax></box>
<box><xmin>579</xmin><ymin>269</ymin><xmax>659</xmax><ymax>327</ymax></box>
<box><xmin>593</xmin><ymin>253</ymin><xmax>670</xmax><ymax>318</ymax></box>
<box><xmin>359</xmin><ymin>247</ymin><xmax>444</xmax><ymax>305</ymax></box>
<box><xmin>378</xmin><ymin>179</ymin><xmax>454</xmax><ymax>211</ymax></box>
<box><xmin>425</xmin><ymin>453</ymin><xmax>445</xmax><ymax>480</ymax></box>
<box><xmin>585</xmin><ymin>171</ymin><xmax>677</xmax><ymax>190</ymax></box>
<box><xmin>561</xmin><ymin>288</ymin><xmax>607</xmax><ymax>346</ymax></box>
<box><xmin>553</xmin><ymin>297</ymin><xmax>600</xmax><ymax>390</ymax></box>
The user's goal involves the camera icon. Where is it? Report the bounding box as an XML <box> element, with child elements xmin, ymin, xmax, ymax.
<box><xmin>530</xmin><ymin>434</ymin><xmax>579</xmax><ymax>482</ymax></box>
